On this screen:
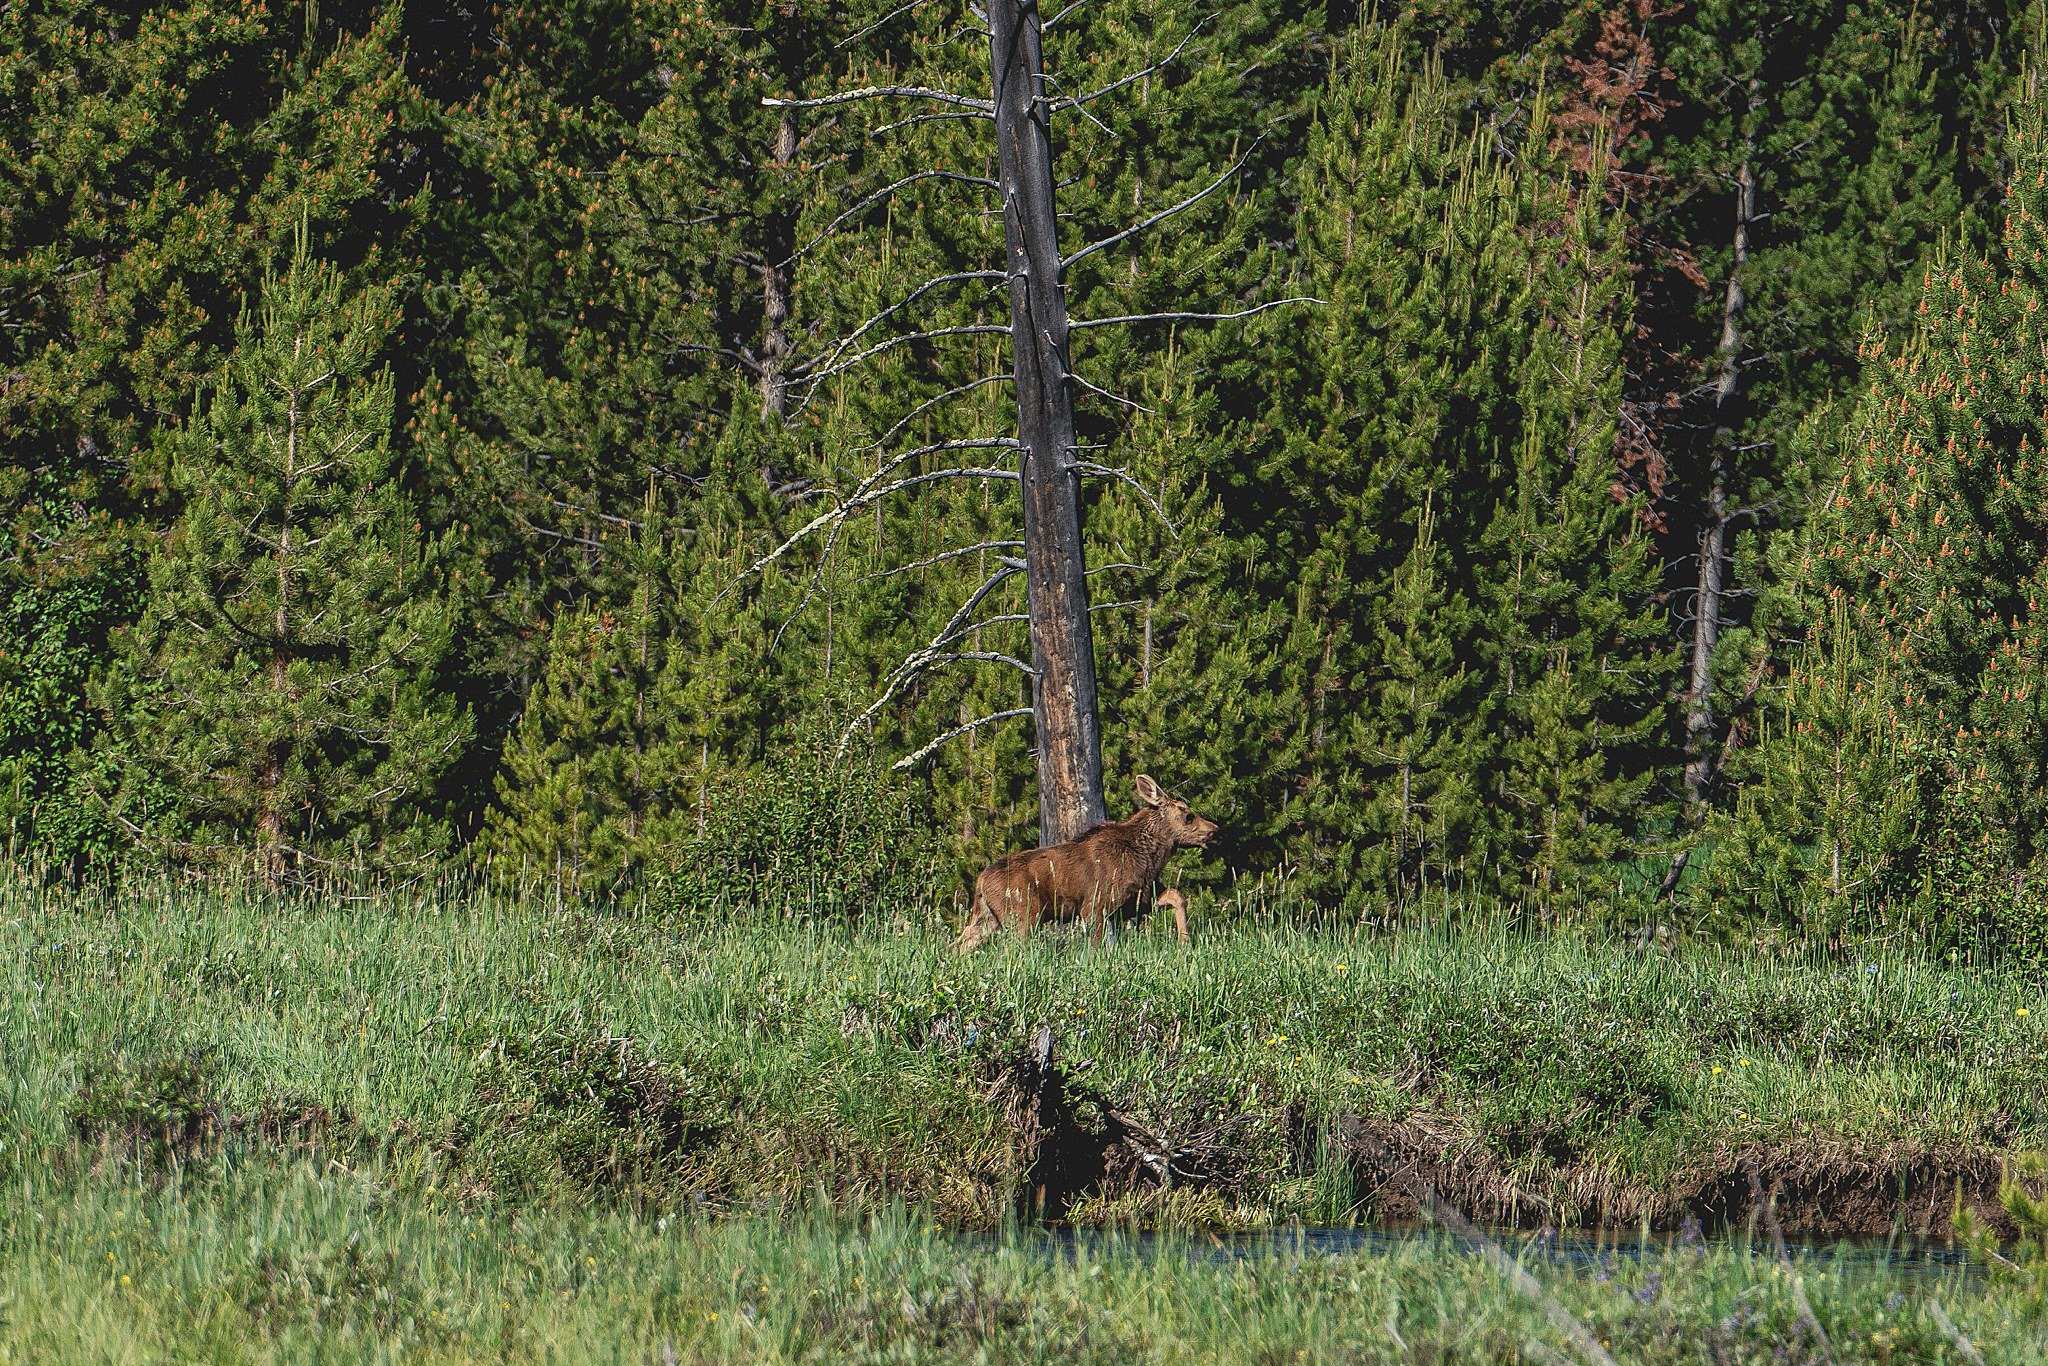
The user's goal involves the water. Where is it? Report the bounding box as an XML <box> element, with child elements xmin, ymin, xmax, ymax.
<box><xmin>1026</xmin><ymin>1220</ymin><xmax>1979</xmax><ymax>1282</ymax></box>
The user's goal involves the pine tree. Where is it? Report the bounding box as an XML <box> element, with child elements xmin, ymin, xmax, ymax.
<box><xmin>480</xmin><ymin>488</ymin><xmax>782</xmax><ymax>895</ymax></box>
<box><xmin>1726</xmin><ymin>64</ymin><xmax>2048</xmax><ymax>931</ymax></box>
<box><xmin>1708</xmin><ymin>597</ymin><xmax>1919</xmax><ymax>930</ymax></box>
<box><xmin>96</xmin><ymin>241</ymin><xmax>468</xmax><ymax>881</ymax></box>
<box><xmin>0</xmin><ymin>3</ymin><xmax>421</xmax><ymax>861</ymax></box>
<box><xmin>1476</xmin><ymin>135</ymin><xmax>1672</xmax><ymax>913</ymax></box>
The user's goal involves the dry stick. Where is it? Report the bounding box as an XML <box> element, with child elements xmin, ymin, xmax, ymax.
<box><xmin>1747</xmin><ymin>1168</ymin><xmax>1836</xmax><ymax>1363</ymax></box>
<box><xmin>1069</xmin><ymin>298</ymin><xmax>1324</xmax><ymax>330</ymax></box>
<box><xmin>894</xmin><ymin>708</ymin><xmax>1033</xmax><ymax>771</ymax></box>
<box><xmin>762</xmin><ymin>84</ymin><xmax>994</xmax><ymax>114</ymax></box>
<box><xmin>1062</xmin><ymin>142</ymin><xmax>1263</xmax><ymax>272</ymax></box>
<box><xmin>1052</xmin><ymin>20</ymin><xmax>1206</xmax><ymax>111</ymax></box>
<box><xmin>1342</xmin><ymin>1120</ymin><xmax>1617</xmax><ymax>1366</ymax></box>
<box><xmin>1926</xmin><ymin>1299</ymin><xmax>1985</xmax><ymax>1366</ymax></box>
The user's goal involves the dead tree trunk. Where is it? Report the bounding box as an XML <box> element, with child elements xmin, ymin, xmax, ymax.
<box><xmin>1663</xmin><ymin>155</ymin><xmax>1753</xmax><ymax>899</ymax></box>
<box><xmin>1682</xmin><ymin>159</ymin><xmax>1751</xmax><ymax>809</ymax></box>
<box><xmin>988</xmin><ymin>0</ymin><xmax>1106</xmax><ymax>845</ymax></box>
<box><xmin>759</xmin><ymin>108</ymin><xmax>798</xmax><ymax>421</ymax></box>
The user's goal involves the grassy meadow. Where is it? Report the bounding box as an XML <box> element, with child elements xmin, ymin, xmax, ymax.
<box><xmin>4</xmin><ymin>1168</ymin><xmax>2042</xmax><ymax>1364</ymax></box>
<box><xmin>4</xmin><ymin>874</ymin><xmax>2047</xmax><ymax>1359</ymax></box>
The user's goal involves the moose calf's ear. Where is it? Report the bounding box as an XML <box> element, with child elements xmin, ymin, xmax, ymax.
<box><xmin>1134</xmin><ymin>774</ymin><xmax>1164</xmax><ymax>807</ymax></box>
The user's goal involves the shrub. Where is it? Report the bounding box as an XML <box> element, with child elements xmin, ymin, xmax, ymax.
<box><xmin>648</xmin><ymin>736</ymin><xmax>941</xmax><ymax>920</ymax></box>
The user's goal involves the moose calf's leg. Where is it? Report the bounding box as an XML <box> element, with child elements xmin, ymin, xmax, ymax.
<box><xmin>1154</xmin><ymin>888</ymin><xmax>1190</xmax><ymax>944</ymax></box>
<box><xmin>955</xmin><ymin>905</ymin><xmax>1000</xmax><ymax>954</ymax></box>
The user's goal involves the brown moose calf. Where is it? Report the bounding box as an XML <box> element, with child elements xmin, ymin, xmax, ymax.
<box><xmin>956</xmin><ymin>774</ymin><xmax>1218</xmax><ymax>951</ymax></box>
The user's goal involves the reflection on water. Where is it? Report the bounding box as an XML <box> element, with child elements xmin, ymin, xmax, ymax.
<box><xmin>1026</xmin><ymin>1221</ymin><xmax>1977</xmax><ymax>1281</ymax></box>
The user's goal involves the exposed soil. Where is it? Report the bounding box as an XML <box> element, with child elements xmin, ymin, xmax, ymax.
<box><xmin>1329</xmin><ymin>1110</ymin><xmax>2013</xmax><ymax>1238</ymax></box>
<box><xmin>990</xmin><ymin>1038</ymin><xmax>2019</xmax><ymax>1237</ymax></box>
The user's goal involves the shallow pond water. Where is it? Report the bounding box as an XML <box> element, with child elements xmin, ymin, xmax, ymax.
<box><xmin>1028</xmin><ymin>1221</ymin><xmax>1979</xmax><ymax>1282</ymax></box>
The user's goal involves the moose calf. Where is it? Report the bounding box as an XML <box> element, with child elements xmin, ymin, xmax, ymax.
<box><xmin>956</xmin><ymin>774</ymin><xmax>1218</xmax><ymax>951</ymax></box>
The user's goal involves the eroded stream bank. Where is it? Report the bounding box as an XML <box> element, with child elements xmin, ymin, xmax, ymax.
<box><xmin>1000</xmin><ymin>1026</ymin><xmax>2019</xmax><ymax>1239</ymax></box>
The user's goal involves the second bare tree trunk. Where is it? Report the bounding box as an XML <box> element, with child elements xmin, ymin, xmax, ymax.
<box><xmin>1682</xmin><ymin>160</ymin><xmax>1752</xmax><ymax>812</ymax></box>
<box><xmin>988</xmin><ymin>0</ymin><xmax>1107</xmax><ymax>845</ymax></box>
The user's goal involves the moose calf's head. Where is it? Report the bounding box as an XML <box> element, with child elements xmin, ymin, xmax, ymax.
<box><xmin>1134</xmin><ymin>774</ymin><xmax>1219</xmax><ymax>850</ymax></box>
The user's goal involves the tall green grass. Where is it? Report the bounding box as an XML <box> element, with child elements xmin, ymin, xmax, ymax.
<box><xmin>0</xmin><ymin>1158</ymin><xmax>2037</xmax><ymax>1363</ymax></box>
<box><xmin>4</xmin><ymin>873</ymin><xmax>2041</xmax><ymax>1229</ymax></box>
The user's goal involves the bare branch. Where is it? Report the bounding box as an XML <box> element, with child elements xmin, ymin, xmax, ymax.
<box><xmin>1076</xmin><ymin>459</ymin><xmax>1176</xmax><ymax>535</ymax></box>
<box><xmin>864</xmin><ymin>373</ymin><xmax>1013</xmax><ymax>451</ymax></box>
<box><xmin>1067</xmin><ymin>371</ymin><xmax>1156</xmax><ymax>413</ymax></box>
<box><xmin>783</xmin><ymin>170</ymin><xmax>998</xmax><ymax>266</ymax></box>
<box><xmin>1041</xmin><ymin>72</ymin><xmax>1115</xmax><ymax>135</ymax></box>
<box><xmin>763</xmin><ymin>86</ymin><xmax>993</xmax><ymax>114</ymax></box>
<box><xmin>893</xmin><ymin>709</ymin><xmax>1033</xmax><ymax>770</ymax></box>
<box><xmin>548</xmin><ymin>498</ymin><xmax>644</xmax><ymax>531</ymax></box>
<box><xmin>1053</xmin><ymin>22</ymin><xmax>1204</xmax><ymax>111</ymax></box>
<box><xmin>811</xmin><ymin>270</ymin><xmax>1006</xmax><ymax>378</ymax></box>
<box><xmin>928</xmin><ymin>559</ymin><xmax>1028</xmax><ymax>662</ymax></box>
<box><xmin>870</xmin><ymin>109</ymin><xmax>989</xmax><ymax>139</ymax></box>
<box><xmin>1043</xmin><ymin>0</ymin><xmax>1097</xmax><ymax>28</ymax></box>
<box><xmin>840</xmin><ymin>647</ymin><xmax>1033</xmax><ymax>758</ymax></box>
<box><xmin>1062</xmin><ymin>140</ymin><xmax>1261</xmax><ymax>272</ymax></box>
<box><xmin>717</xmin><ymin>460</ymin><xmax>1020</xmax><ymax>599</ymax></box>
<box><xmin>835</xmin><ymin>0</ymin><xmax>931</xmax><ymax>49</ymax></box>
<box><xmin>1089</xmin><ymin>598</ymin><xmax>1146</xmax><ymax>613</ymax></box>
<box><xmin>1070</xmin><ymin>297</ymin><xmax>1323</xmax><ymax>331</ymax></box>
<box><xmin>858</xmin><ymin>540</ymin><xmax>1024</xmax><ymax>583</ymax></box>
<box><xmin>793</xmin><ymin>323</ymin><xmax>1011</xmax><ymax>396</ymax></box>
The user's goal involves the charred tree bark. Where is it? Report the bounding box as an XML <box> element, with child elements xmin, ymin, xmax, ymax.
<box><xmin>988</xmin><ymin>0</ymin><xmax>1106</xmax><ymax>845</ymax></box>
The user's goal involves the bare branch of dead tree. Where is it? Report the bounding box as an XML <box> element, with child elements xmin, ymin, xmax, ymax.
<box><xmin>893</xmin><ymin>709</ymin><xmax>1033</xmax><ymax>770</ymax></box>
<box><xmin>859</xmin><ymin>540</ymin><xmax>1025</xmax><ymax>583</ymax></box>
<box><xmin>811</xmin><ymin>270</ymin><xmax>1008</xmax><ymax>377</ymax></box>
<box><xmin>865</xmin><ymin>373</ymin><xmax>1014</xmax><ymax>451</ymax></box>
<box><xmin>782</xmin><ymin>171</ymin><xmax>999</xmax><ymax>267</ymax></box>
<box><xmin>763</xmin><ymin>85</ymin><xmax>994</xmax><ymax>114</ymax></box>
<box><xmin>717</xmin><ymin>457</ymin><xmax>1021</xmax><ymax>600</ymax></box>
<box><xmin>1043</xmin><ymin>0</ymin><xmax>1096</xmax><ymax>27</ymax></box>
<box><xmin>841</xmin><ymin>647</ymin><xmax>1034</xmax><ymax>757</ymax></box>
<box><xmin>1067</xmin><ymin>371</ymin><xmax>1157</xmax><ymax>413</ymax></box>
<box><xmin>1038</xmin><ymin>73</ymin><xmax>1114</xmax><ymax>135</ymax></box>
<box><xmin>793</xmin><ymin>324</ymin><xmax>1012</xmax><ymax>399</ymax></box>
<box><xmin>870</xmin><ymin>109</ymin><xmax>990</xmax><ymax>139</ymax></box>
<box><xmin>1070</xmin><ymin>298</ymin><xmax>1323</xmax><ymax>331</ymax></box>
<box><xmin>835</xmin><ymin>0</ymin><xmax>932</xmax><ymax>49</ymax></box>
<box><xmin>1076</xmin><ymin>459</ymin><xmax>1176</xmax><ymax>535</ymax></box>
<box><xmin>1052</xmin><ymin>21</ymin><xmax>1205</xmax><ymax>111</ymax></box>
<box><xmin>1062</xmin><ymin>141</ymin><xmax>1261</xmax><ymax>272</ymax></box>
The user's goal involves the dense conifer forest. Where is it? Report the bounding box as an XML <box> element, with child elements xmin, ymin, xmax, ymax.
<box><xmin>5</xmin><ymin>0</ymin><xmax>2046</xmax><ymax>944</ymax></box>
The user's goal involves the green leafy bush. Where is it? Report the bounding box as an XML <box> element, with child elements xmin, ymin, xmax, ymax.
<box><xmin>648</xmin><ymin>736</ymin><xmax>941</xmax><ymax>920</ymax></box>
